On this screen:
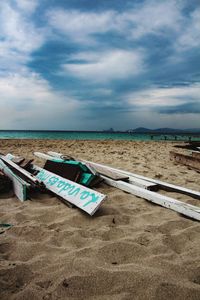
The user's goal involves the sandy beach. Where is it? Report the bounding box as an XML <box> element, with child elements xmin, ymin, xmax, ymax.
<box><xmin>0</xmin><ymin>139</ymin><xmax>200</xmax><ymax>300</ymax></box>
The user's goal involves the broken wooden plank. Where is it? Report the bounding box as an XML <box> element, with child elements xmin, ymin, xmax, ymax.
<box><xmin>47</xmin><ymin>151</ymin><xmax>96</xmax><ymax>174</ymax></box>
<box><xmin>34</xmin><ymin>152</ymin><xmax>56</xmax><ymax>161</ymax></box>
<box><xmin>34</xmin><ymin>152</ymin><xmax>96</xmax><ymax>187</ymax></box>
<box><xmin>5</xmin><ymin>153</ymin><xmax>106</xmax><ymax>215</ymax></box>
<box><xmin>0</xmin><ymin>159</ymin><xmax>30</xmax><ymax>201</ymax></box>
<box><xmin>101</xmin><ymin>176</ymin><xmax>200</xmax><ymax>221</ymax></box>
<box><xmin>170</xmin><ymin>151</ymin><xmax>200</xmax><ymax>171</ymax></box>
<box><xmin>36</xmin><ymin>151</ymin><xmax>97</xmax><ymax>175</ymax></box>
<box><xmin>47</xmin><ymin>151</ymin><xmax>158</xmax><ymax>191</ymax></box>
<box><xmin>85</xmin><ymin>162</ymin><xmax>129</xmax><ymax>181</ymax></box>
<box><xmin>0</xmin><ymin>155</ymin><xmax>42</xmax><ymax>186</ymax></box>
<box><xmin>47</xmin><ymin>151</ymin><xmax>200</xmax><ymax>198</ymax></box>
<box><xmin>33</xmin><ymin>165</ymin><xmax>106</xmax><ymax>216</ymax></box>
<box><xmin>81</xmin><ymin>160</ymin><xmax>200</xmax><ymax>199</ymax></box>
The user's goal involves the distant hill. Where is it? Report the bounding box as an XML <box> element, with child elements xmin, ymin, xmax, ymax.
<box><xmin>127</xmin><ymin>127</ymin><xmax>200</xmax><ymax>134</ymax></box>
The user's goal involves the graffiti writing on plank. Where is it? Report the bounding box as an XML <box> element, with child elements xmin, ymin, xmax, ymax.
<box><xmin>36</xmin><ymin>170</ymin><xmax>99</xmax><ymax>207</ymax></box>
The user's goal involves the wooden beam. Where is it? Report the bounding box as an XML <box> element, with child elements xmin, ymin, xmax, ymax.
<box><xmin>36</xmin><ymin>151</ymin><xmax>98</xmax><ymax>176</ymax></box>
<box><xmin>0</xmin><ymin>155</ymin><xmax>42</xmax><ymax>186</ymax></box>
<box><xmin>47</xmin><ymin>151</ymin><xmax>200</xmax><ymax>198</ymax></box>
<box><xmin>33</xmin><ymin>165</ymin><xmax>106</xmax><ymax>216</ymax></box>
<box><xmin>83</xmin><ymin>162</ymin><xmax>129</xmax><ymax>181</ymax></box>
<box><xmin>0</xmin><ymin>159</ymin><xmax>30</xmax><ymax>201</ymax></box>
<box><xmin>82</xmin><ymin>160</ymin><xmax>200</xmax><ymax>199</ymax></box>
<box><xmin>47</xmin><ymin>151</ymin><xmax>158</xmax><ymax>191</ymax></box>
<box><xmin>4</xmin><ymin>153</ymin><xmax>106</xmax><ymax>215</ymax></box>
<box><xmin>34</xmin><ymin>152</ymin><xmax>60</xmax><ymax>161</ymax></box>
<box><xmin>101</xmin><ymin>176</ymin><xmax>200</xmax><ymax>221</ymax></box>
<box><xmin>170</xmin><ymin>151</ymin><xmax>200</xmax><ymax>171</ymax></box>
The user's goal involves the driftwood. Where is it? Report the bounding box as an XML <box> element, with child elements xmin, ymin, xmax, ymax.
<box><xmin>170</xmin><ymin>151</ymin><xmax>200</xmax><ymax>171</ymax></box>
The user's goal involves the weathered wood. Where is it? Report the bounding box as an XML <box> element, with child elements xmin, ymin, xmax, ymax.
<box><xmin>47</xmin><ymin>151</ymin><xmax>200</xmax><ymax>197</ymax></box>
<box><xmin>85</xmin><ymin>162</ymin><xmax>129</xmax><ymax>181</ymax></box>
<box><xmin>4</xmin><ymin>153</ymin><xmax>34</xmax><ymax>169</ymax></box>
<box><xmin>102</xmin><ymin>176</ymin><xmax>200</xmax><ymax>221</ymax></box>
<box><xmin>34</xmin><ymin>152</ymin><xmax>56</xmax><ymax>161</ymax></box>
<box><xmin>47</xmin><ymin>151</ymin><xmax>98</xmax><ymax>175</ymax></box>
<box><xmin>35</xmin><ymin>152</ymin><xmax>98</xmax><ymax>186</ymax></box>
<box><xmin>82</xmin><ymin>160</ymin><xmax>200</xmax><ymax>199</ymax></box>
<box><xmin>1</xmin><ymin>155</ymin><xmax>42</xmax><ymax>186</ymax></box>
<box><xmin>0</xmin><ymin>159</ymin><xmax>30</xmax><ymax>201</ymax></box>
<box><xmin>4</xmin><ymin>153</ymin><xmax>106</xmax><ymax>215</ymax></box>
<box><xmin>37</xmin><ymin>151</ymin><xmax>98</xmax><ymax>176</ymax></box>
<box><xmin>33</xmin><ymin>165</ymin><xmax>106</xmax><ymax>215</ymax></box>
<box><xmin>47</xmin><ymin>151</ymin><xmax>158</xmax><ymax>190</ymax></box>
<box><xmin>170</xmin><ymin>151</ymin><xmax>200</xmax><ymax>171</ymax></box>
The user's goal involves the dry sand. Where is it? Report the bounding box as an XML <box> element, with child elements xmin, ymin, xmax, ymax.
<box><xmin>0</xmin><ymin>139</ymin><xmax>200</xmax><ymax>300</ymax></box>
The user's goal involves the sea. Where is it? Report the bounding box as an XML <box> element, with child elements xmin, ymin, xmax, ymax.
<box><xmin>0</xmin><ymin>130</ymin><xmax>200</xmax><ymax>141</ymax></box>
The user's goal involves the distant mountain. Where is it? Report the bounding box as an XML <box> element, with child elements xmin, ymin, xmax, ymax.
<box><xmin>128</xmin><ymin>127</ymin><xmax>200</xmax><ymax>134</ymax></box>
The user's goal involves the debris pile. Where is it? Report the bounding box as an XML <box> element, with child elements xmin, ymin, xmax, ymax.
<box><xmin>0</xmin><ymin>151</ymin><xmax>200</xmax><ymax>221</ymax></box>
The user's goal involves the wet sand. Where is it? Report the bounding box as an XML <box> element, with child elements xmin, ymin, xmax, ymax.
<box><xmin>0</xmin><ymin>139</ymin><xmax>200</xmax><ymax>300</ymax></box>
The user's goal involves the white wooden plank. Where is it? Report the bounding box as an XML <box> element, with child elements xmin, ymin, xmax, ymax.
<box><xmin>33</xmin><ymin>165</ymin><xmax>106</xmax><ymax>215</ymax></box>
<box><xmin>0</xmin><ymin>155</ymin><xmax>41</xmax><ymax>185</ymax></box>
<box><xmin>47</xmin><ymin>152</ymin><xmax>200</xmax><ymax>197</ymax></box>
<box><xmin>82</xmin><ymin>160</ymin><xmax>200</xmax><ymax>199</ymax></box>
<box><xmin>34</xmin><ymin>152</ymin><xmax>57</xmax><ymax>161</ymax></box>
<box><xmin>0</xmin><ymin>159</ymin><xmax>30</xmax><ymax>201</ymax></box>
<box><xmin>5</xmin><ymin>153</ymin><xmax>106</xmax><ymax>215</ymax></box>
<box><xmin>47</xmin><ymin>151</ymin><xmax>158</xmax><ymax>190</ymax></box>
<box><xmin>101</xmin><ymin>176</ymin><xmax>200</xmax><ymax>221</ymax></box>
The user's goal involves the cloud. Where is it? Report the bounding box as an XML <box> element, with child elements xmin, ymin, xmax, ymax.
<box><xmin>14</xmin><ymin>0</ymin><xmax>39</xmax><ymax>14</ymax></box>
<box><xmin>126</xmin><ymin>83</ymin><xmax>200</xmax><ymax>113</ymax></box>
<box><xmin>47</xmin><ymin>1</ymin><xmax>182</xmax><ymax>44</ymax></box>
<box><xmin>63</xmin><ymin>49</ymin><xmax>145</xmax><ymax>83</ymax></box>
<box><xmin>47</xmin><ymin>9</ymin><xmax>116</xmax><ymax>44</ymax></box>
<box><xmin>177</xmin><ymin>8</ymin><xmax>200</xmax><ymax>50</ymax></box>
<box><xmin>0</xmin><ymin>1</ymin><xmax>45</xmax><ymax>72</ymax></box>
<box><xmin>120</xmin><ymin>0</ymin><xmax>182</xmax><ymax>39</ymax></box>
<box><xmin>0</xmin><ymin>71</ymin><xmax>81</xmax><ymax>129</ymax></box>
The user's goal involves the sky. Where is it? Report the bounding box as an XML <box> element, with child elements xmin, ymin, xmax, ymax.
<box><xmin>0</xmin><ymin>0</ymin><xmax>200</xmax><ymax>130</ymax></box>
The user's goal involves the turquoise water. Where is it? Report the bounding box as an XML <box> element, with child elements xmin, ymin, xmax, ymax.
<box><xmin>0</xmin><ymin>130</ymin><xmax>200</xmax><ymax>141</ymax></box>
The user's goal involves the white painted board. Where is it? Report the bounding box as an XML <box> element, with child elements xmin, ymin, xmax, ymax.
<box><xmin>47</xmin><ymin>152</ymin><xmax>200</xmax><ymax>198</ymax></box>
<box><xmin>0</xmin><ymin>155</ymin><xmax>41</xmax><ymax>185</ymax></box>
<box><xmin>102</xmin><ymin>176</ymin><xmax>200</xmax><ymax>221</ymax></box>
<box><xmin>34</xmin><ymin>165</ymin><xmax>106</xmax><ymax>215</ymax></box>
<box><xmin>0</xmin><ymin>159</ymin><xmax>30</xmax><ymax>201</ymax></box>
<box><xmin>83</xmin><ymin>160</ymin><xmax>200</xmax><ymax>199</ymax></box>
<box><xmin>34</xmin><ymin>152</ymin><xmax>58</xmax><ymax>161</ymax></box>
<box><xmin>47</xmin><ymin>151</ymin><xmax>158</xmax><ymax>190</ymax></box>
